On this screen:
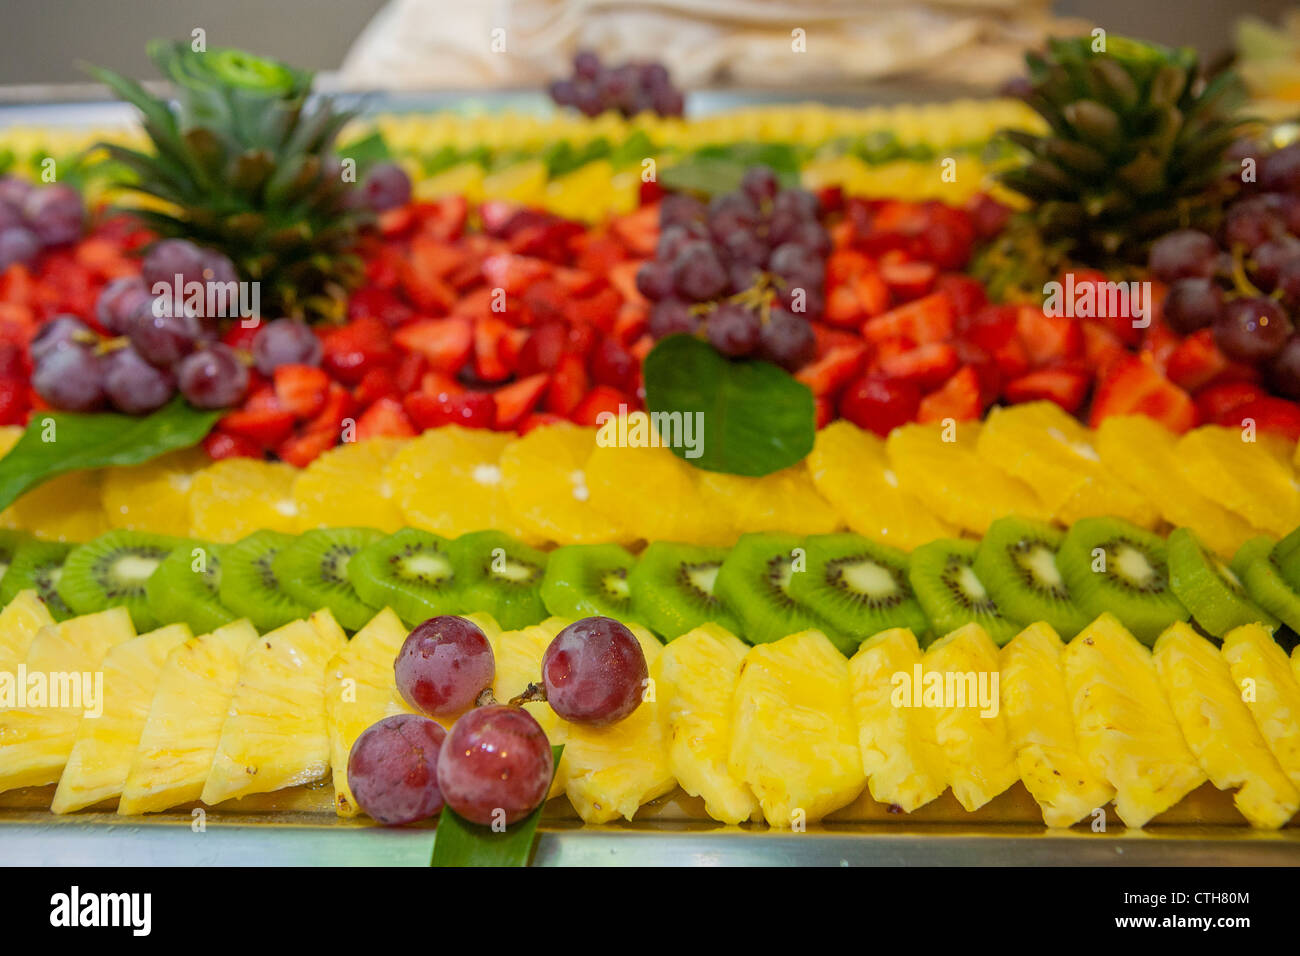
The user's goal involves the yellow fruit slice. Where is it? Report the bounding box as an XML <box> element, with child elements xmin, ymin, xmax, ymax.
<box><xmin>848</xmin><ymin>627</ymin><xmax>946</xmax><ymax>813</ymax></box>
<box><xmin>51</xmin><ymin>623</ymin><xmax>192</xmax><ymax>814</ymax></box>
<box><xmin>999</xmin><ymin>622</ymin><xmax>1115</xmax><ymax>826</ymax></box>
<box><xmin>695</xmin><ymin>464</ymin><xmax>840</xmax><ymax>537</ymax></box>
<box><xmin>0</xmin><ymin>607</ymin><xmax>136</xmax><ymax>794</ymax></box>
<box><xmin>489</xmin><ymin>619</ymin><xmax>566</xmax><ymax>800</ymax></box>
<box><xmin>12</xmin><ymin>469</ymin><xmax>109</xmax><ymax>542</ymax></box>
<box><xmin>806</xmin><ymin>420</ymin><xmax>953</xmax><ymax>550</ymax></box>
<box><xmin>923</xmin><ymin>623</ymin><xmax>1019</xmax><ymax>811</ymax></box>
<box><xmin>1096</xmin><ymin>416</ymin><xmax>1258</xmax><ymax>557</ymax></box>
<box><xmin>500</xmin><ymin>424</ymin><xmax>623</xmax><ymax>544</ymax></box>
<box><xmin>557</xmin><ymin>623</ymin><xmax>675</xmax><ymax>822</ymax></box>
<box><xmin>886</xmin><ymin>421</ymin><xmax>1048</xmax><ymax>534</ymax></box>
<box><xmin>978</xmin><ymin>402</ymin><xmax>1158</xmax><ymax>527</ymax></box>
<box><xmin>728</xmin><ymin>629</ymin><xmax>864</xmax><ymax>826</ymax></box>
<box><xmin>1154</xmin><ymin>622</ymin><xmax>1299</xmax><ymax>829</ymax></box>
<box><xmin>0</xmin><ymin>589</ymin><xmax>55</xmax><ymax>678</ymax></box>
<box><xmin>1178</xmin><ymin>426</ymin><xmax>1300</xmax><ymax>536</ymax></box>
<box><xmin>1063</xmin><ymin>613</ymin><xmax>1206</xmax><ymax>827</ymax></box>
<box><xmin>101</xmin><ymin>448</ymin><xmax>209</xmax><ymax>533</ymax></box>
<box><xmin>386</xmin><ymin>426</ymin><xmax>533</xmax><ymax>541</ymax></box>
<box><xmin>1222</xmin><ymin>623</ymin><xmax>1300</xmax><ymax>789</ymax></box>
<box><xmin>655</xmin><ymin>622</ymin><xmax>760</xmax><ymax>824</ymax></box>
<box><xmin>119</xmin><ymin>620</ymin><xmax>258</xmax><ymax>815</ymax></box>
<box><xmin>189</xmin><ymin>458</ymin><xmax>299</xmax><ymax>543</ymax></box>
<box><xmin>481</xmin><ymin>159</ymin><xmax>548</xmax><ymax>203</ymax></box>
<box><xmin>294</xmin><ymin>438</ymin><xmax>406</xmax><ymax>533</ymax></box>
<box><xmin>201</xmin><ymin>610</ymin><xmax>346</xmax><ymax>805</ymax></box>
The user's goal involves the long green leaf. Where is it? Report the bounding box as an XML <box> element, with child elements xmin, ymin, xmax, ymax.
<box><xmin>0</xmin><ymin>398</ymin><xmax>221</xmax><ymax>512</ymax></box>
<box><xmin>430</xmin><ymin>745</ymin><xmax>563</xmax><ymax>868</ymax></box>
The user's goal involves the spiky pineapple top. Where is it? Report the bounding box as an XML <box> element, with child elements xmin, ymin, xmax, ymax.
<box><xmin>88</xmin><ymin>41</ymin><xmax>366</xmax><ymax>321</ymax></box>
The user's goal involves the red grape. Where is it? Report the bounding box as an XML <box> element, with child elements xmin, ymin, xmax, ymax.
<box><xmin>648</xmin><ymin>298</ymin><xmax>699</xmax><ymax>338</ymax></box>
<box><xmin>741</xmin><ymin>165</ymin><xmax>780</xmax><ymax>204</ymax></box>
<box><xmin>103</xmin><ymin>346</ymin><xmax>176</xmax><ymax>414</ymax></box>
<box><xmin>29</xmin><ymin>315</ymin><xmax>93</xmax><ymax>364</ymax></box>
<box><xmin>634</xmin><ymin>261</ymin><xmax>675</xmax><ymax>301</ymax></box>
<box><xmin>347</xmin><ymin>714</ymin><xmax>446</xmax><ymax>825</ymax></box>
<box><xmin>395</xmin><ymin>615</ymin><xmax>495</xmax><ymax>718</ymax></box>
<box><xmin>660</xmin><ymin>194</ymin><xmax>705</xmax><ymax>229</ymax></box>
<box><xmin>758</xmin><ymin>307</ymin><xmax>816</xmax><ymax>370</ymax></box>
<box><xmin>1268</xmin><ymin>335</ymin><xmax>1300</xmax><ymax>399</ymax></box>
<box><xmin>1162</xmin><ymin>278</ymin><xmax>1223</xmax><ymax>335</ymax></box>
<box><xmin>839</xmin><ymin>374</ymin><xmax>922</xmax><ymax>436</ymax></box>
<box><xmin>436</xmin><ymin>704</ymin><xmax>553</xmax><ymax>825</ymax></box>
<box><xmin>141</xmin><ymin>238</ymin><xmax>207</xmax><ymax>290</ymax></box>
<box><xmin>1222</xmin><ymin>198</ymin><xmax>1286</xmax><ymax>251</ymax></box>
<box><xmin>1251</xmin><ymin>237</ymin><xmax>1300</xmax><ymax>291</ymax></box>
<box><xmin>0</xmin><ymin>226</ymin><xmax>39</xmax><ymax>270</ymax></box>
<box><xmin>251</xmin><ymin>318</ymin><xmax>323</xmax><ymax>375</ymax></box>
<box><xmin>1214</xmin><ymin>297</ymin><xmax>1294</xmax><ymax>362</ymax></box>
<box><xmin>542</xmin><ymin>616</ymin><xmax>647</xmax><ymax>726</ymax></box>
<box><xmin>706</xmin><ymin>303</ymin><xmax>761</xmax><ymax>357</ymax></box>
<box><xmin>22</xmin><ymin>184</ymin><xmax>83</xmax><ymax>246</ymax></box>
<box><xmin>127</xmin><ymin>309</ymin><xmax>201</xmax><ymax>367</ymax></box>
<box><xmin>1261</xmin><ymin>143</ymin><xmax>1300</xmax><ymax>193</ymax></box>
<box><xmin>359</xmin><ymin>162</ymin><xmax>412</xmax><ymax>213</ymax></box>
<box><xmin>96</xmin><ymin>277</ymin><xmax>152</xmax><ymax>334</ymax></box>
<box><xmin>1148</xmin><ymin>229</ymin><xmax>1218</xmax><ymax>282</ymax></box>
<box><xmin>176</xmin><ymin>344</ymin><xmax>250</xmax><ymax>409</ymax></box>
<box><xmin>671</xmin><ymin>240</ymin><xmax>727</xmax><ymax>301</ymax></box>
<box><xmin>32</xmin><ymin>345</ymin><xmax>105</xmax><ymax>412</ymax></box>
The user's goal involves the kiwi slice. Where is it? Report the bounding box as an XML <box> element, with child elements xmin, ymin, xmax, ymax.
<box><xmin>0</xmin><ymin>529</ymin><xmax>32</xmax><ymax>589</ymax></box>
<box><xmin>1167</xmin><ymin>527</ymin><xmax>1278</xmax><ymax>638</ymax></box>
<box><xmin>1272</xmin><ymin>526</ymin><xmax>1300</xmax><ymax>592</ymax></box>
<box><xmin>348</xmin><ymin>528</ymin><xmax>462</xmax><ymax>627</ymax></box>
<box><xmin>1058</xmin><ymin>516</ymin><xmax>1188</xmax><ymax>646</ymax></box>
<box><xmin>787</xmin><ymin>533</ymin><xmax>929</xmax><ymax>644</ymax></box>
<box><xmin>908</xmin><ymin>538</ymin><xmax>1019</xmax><ymax>646</ymax></box>
<box><xmin>541</xmin><ymin>543</ymin><xmax>639</xmax><ymax>622</ymax></box>
<box><xmin>453</xmin><ymin>530</ymin><xmax>548</xmax><ymax>630</ymax></box>
<box><xmin>274</xmin><ymin>527</ymin><xmax>381</xmax><ymax>632</ymax></box>
<box><xmin>145</xmin><ymin>542</ymin><xmax>236</xmax><ymax>635</ymax></box>
<box><xmin>627</xmin><ymin>541</ymin><xmax>740</xmax><ymax>641</ymax></box>
<box><xmin>972</xmin><ymin>516</ymin><xmax>1088</xmax><ymax>639</ymax></box>
<box><xmin>0</xmin><ymin>538</ymin><xmax>74</xmax><ymax>621</ymax></box>
<box><xmin>218</xmin><ymin>530</ymin><xmax>312</xmax><ymax>633</ymax></box>
<box><xmin>714</xmin><ymin>532</ymin><xmax>842</xmax><ymax>651</ymax></box>
<box><xmin>1232</xmin><ymin>535</ymin><xmax>1300</xmax><ymax>634</ymax></box>
<box><xmin>56</xmin><ymin>530</ymin><xmax>187</xmax><ymax>631</ymax></box>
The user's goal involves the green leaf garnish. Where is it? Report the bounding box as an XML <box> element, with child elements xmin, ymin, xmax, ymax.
<box><xmin>643</xmin><ymin>335</ymin><xmax>815</xmax><ymax>477</ymax></box>
<box><xmin>0</xmin><ymin>397</ymin><xmax>221</xmax><ymax>512</ymax></box>
<box><xmin>430</xmin><ymin>744</ymin><xmax>563</xmax><ymax>868</ymax></box>
<box><xmin>659</xmin><ymin>143</ymin><xmax>801</xmax><ymax>197</ymax></box>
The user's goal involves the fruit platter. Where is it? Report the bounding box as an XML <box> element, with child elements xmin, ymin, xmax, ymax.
<box><xmin>2</xmin><ymin>33</ymin><xmax>1300</xmax><ymax>868</ymax></box>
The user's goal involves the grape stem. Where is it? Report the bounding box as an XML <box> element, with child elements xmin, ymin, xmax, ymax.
<box><xmin>507</xmin><ymin>682</ymin><xmax>547</xmax><ymax>707</ymax></box>
<box><xmin>474</xmin><ymin>687</ymin><xmax>497</xmax><ymax>707</ymax></box>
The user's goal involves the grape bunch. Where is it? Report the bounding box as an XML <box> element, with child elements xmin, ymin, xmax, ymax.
<box><xmin>0</xmin><ymin>175</ymin><xmax>84</xmax><ymax>271</ymax></box>
<box><xmin>1151</xmin><ymin>141</ymin><xmax>1300</xmax><ymax>400</ymax></box>
<box><xmin>637</xmin><ymin>166</ymin><xmax>825</xmax><ymax>370</ymax></box>
<box><xmin>32</xmin><ymin>237</ymin><xmax>256</xmax><ymax>414</ymax></box>
<box><xmin>549</xmin><ymin>50</ymin><xmax>684</xmax><ymax>118</ymax></box>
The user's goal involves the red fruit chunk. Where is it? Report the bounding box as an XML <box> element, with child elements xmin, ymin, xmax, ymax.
<box><xmin>1003</xmin><ymin>365</ymin><xmax>1091</xmax><ymax>414</ymax></box>
<box><xmin>307</xmin><ymin>383</ymin><xmax>356</xmax><ymax>437</ymax></box>
<box><xmin>353</xmin><ymin>366</ymin><xmax>400</xmax><ymax>408</ymax></box>
<box><xmin>589</xmin><ymin>337</ymin><xmax>638</xmax><ymax>391</ymax></box>
<box><xmin>610</xmin><ymin>203</ymin><xmax>660</xmax><ymax>257</ymax></box>
<box><xmin>349</xmin><ymin>286</ymin><xmax>415</xmax><ymax>327</ymax></box>
<box><xmin>546</xmin><ymin>353</ymin><xmax>589</xmax><ymax>417</ymax></box>
<box><xmin>277</xmin><ymin>428</ymin><xmax>338</xmax><ymax>468</ymax></box>
<box><xmin>355</xmin><ymin>396</ymin><xmax>416</xmax><ymax>440</ymax></box>
<box><xmin>862</xmin><ymin>292</ymin><xmax>954</xmax><ymax>346</ymax></box>
<box><xmin>839</xmin><ymin>375</ymin><xmax>921</xmax><ymax>436</ymax></box>
<box><xmin>516</xmin><ymin>322</ymin><xmax>570</xmax><ymax>375</ymax></box>
<box><xmin>492</xmin><ymin>373</ymin><xmax>550</xmax><ymax>430</ymax></box>
<box><xmin>416</xmin><ymin>196</ymin><xmax>469</xmax><ymax>242</ymax></box>
<box><xmin>571</xmin><ymin>385</ymin><xmax>633</xmax><ymax>426</ymax></box>
<box><xmin>404</xmin><ymin>390</ymin><xmax>496</xmax><ymax>430</ymax></box>
<box><xmin>795</xmin><ymin>344</ymin><xmax>868</xmax><ymax>398</ymax></box>
<box><xmin>917</xmin><ymin>365</ymin><xmax>983</xmax><ymax>423</ymax></box>
<box><xmin>203</xmin><ymin>429</ymin><xmax>263</xmax><ymax>461</ymax></box>
<box><xmin>473</xmin><ymin>316</ymin><xmax>513</xmax><ymax>382</ymax></box>
<box><xmin>273</xmin><ymin>364</ymin><xmax>330</xmax><ymax>420</ymax></box>
<box><xmin>1015</xmin><ymin>306</ymin><xmax>1083</xmax><ymax>367</ymax></box>
<box><xmin>568</xmin><ymin>287</ymin><xmax>623</xmax><ymax>334</ymax></box>
<box><xmin>1215</xmin><ymin>396</ymin><xmax>1300</xmax><ymax>441</ymax></box>
<box><xmin>878</xmin><ymin>259</ymin><xmax>937</xmax><ymax>300</ymax></box>
<box><xmin>935</xmin><ymin>274</ymin><xmax>987</xmax><ymax>319</ymax></box>
<box><xmin>876</xmin><ymin>342</ymin><xmax>960</xmax><ymax>392</ymax></box>
<box><xmin>1088</xmin><ymin>356</ymin><xmax>1196</xmax><ymax>433</ymax></box>
<box><xmin>321</xmin><ymin>318</ymin><xmax>395</xmax><ymax>385</ymax></box>
<box><xmin>220</xmin><ymin>407</ymin><xmax>296</xmax><ymax>448</ymax></box>
<box><xmin>393</xmin><ymin>317</ymin><xmax>473</xmax><ymax>374</ymax></box>
<box><xmin>1164</xmin><ymin>329</ymin><xmax>1231</xmax><ymax>392</ymax></box>
<box><xmin>1195</xmin><ymin>382</ymin><xmax>1267</xmax><ymax>423</ymax></box>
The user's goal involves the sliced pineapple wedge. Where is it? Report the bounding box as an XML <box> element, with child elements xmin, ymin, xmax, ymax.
<box><xmin>999</xmin><ymin>622</ymin><xmax>1114</xmax><ymax>827</ymax></box>
<box><xmin>557</xmin><ymin>622</ymin><xmax>675</xmax><ymax>823</ymax></box>
<box><xmin>848</xmin><ymin>627</ymin><xmax>945</xmax><ymax>813</ymax></box>
<box><xmin>1221</xmin><ymin>623</ymin><xmax>1300</xmax><ymax>790</ymax></box>
<box><xmin>1063</xmin><ymin>613</ymin><xmax>1206</xmax><ymax>827</ymax></box>
<box><xmin>0</xmin><ymin>607</ymin><xmax>135</xmax><ymax>794</ymax></box>
<box><xmin>0</xmin><ymin>589</ymin><xmax>55</xmax><ymax>679</ymax></box>
<box><xmin>51</xmin><ymin>623</ymin><xmax>192</xmax><ymax>814</ymax></box>
<box><xmin>923</xmin><ymin>623</ymin><xmax>1019</xmax><ymax>811</ymax></box>
<box><xmin>655</xmin><ymin>622</ymin><xmax>760</xmax><ymax>824</ymax></box>
<box><xmin>729</xmin><ymin>629</ymin><xmax>864</xmax><ymax>827</ymax></box>
<box><xmin>201</xmin><ymin>609</ymin><xmax>346</xmax><ymax>806</ymax></box>
<box><xmin>119</xmin><ymin>619</ymin><xmax>257</xmax><ymax>815</ymax></box>
<box><xmin>1154</xmin><ymin>622</ymin><xmax>1299</xmax><ymax>829</ymax></box>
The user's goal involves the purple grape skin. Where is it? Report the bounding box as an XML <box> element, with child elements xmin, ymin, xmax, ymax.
<box><xmin>141</xmin><ymin>238</ymin><xmax>208</xmax><ymax>291</ymax></box>
<box><xmin>1162</xmin><ymin>278</ymin><xmax>1223</xmax><ymax>335</ymax></box>
<box><xmin>360</xmin><ymin>162</ymin><xmax>412</xmax><ymax>213</ymax></box>
<box><xmin>102</xmin><ymin>346</ymin><xmax>175</xmax><ymax>414</ymax></box>
<box><xmin>1260</xmin><ymin>144</ymin><xmax>1300</xmax><ymax>193</ymax></box>
<box><xmin>1251</xmin><ymin>237</ymin><xmax>1300</xmax><ymax>291</ymax></box>
<box><xmin>435</xmin><ymin>705</ymin><xmax>553</xmax><ymax>826</ymax></box>
<box><xmin>706</xmin><ymin>303</ymin><xmax>761</xmax><ymax>357</ymax></box>
<box><xmin>1269</xmin><ymin>336</ymin><xmax>1300</xmax><ymax>400</ymax></box>
<box><xmin>200</xmin><ymin>249</ymin><xmax>239</xmax><ymax>285</ymax></box>
<box><xmin>778</xmin><ymin>281</ymin><xmax>825</xmax><ymax>319</ymax></box>
<box><xmin>1148</xmin><ymin>229</ymin><xmax>1219</xmax><ymax>282</ymax></box>
<box><xmin>1222</xmin><ymin>199</ymin><xmax>1286</xmax><ymax>252</ymax></box>
<box><xmin>32</xmin><ymin>345</ymin><xmax>105</xmax><ymax>412</ymax></box>
<box><xmin>656</xmin><ymin>222</ymin><xmax>707</xmax><ymax>261</ymax></box>
<box><xmin>0</xmin><ymin>175</ymin><xmax>34</xmax><ymax>211</ymax></box>
<box><xmin>127</xmin><ymin>309</ymin><xmax>201</xmax><ymax>367</ymax></box>
<box><xmin>652</xmin><ymin>86</ymin><xmax>684</xmax><ymax>117</ymax></box>
<box><xmin>671</xmin><ymin>240</ymin><xmax>727</xmax><ymax>301</ymax></box>
<box><xmin>0</xmin><ymin>226</ymin><xmax>40</xmax><ymax>270</ymax></box>
<box><xmin>648</xmin><ymin>298</ymin><xmax>699</xmax><ymax>338</ymax></box>
<box><xmin>728</xmin><ymin>262</ymin><xmax>763</xmax><ymax>295</ymax></box>
<box><xmin>573</xmin><ymin>50</ymin><xmax>601</xmax><ymax>80</ymax></box>
<box><xmin>659</xmin><ymin>194</ymin><xmax>705</xmax><ymax>229</ymax></box>
<box><xmin>347</xmin><ymin>714</ymin><xmax>447</xmax><ymax>825</ymax></box>
<box><xmin>0</xmin><ymin>201</ymin><xmax>22</xmax><ymax>233</ymax></box>
<box><xmin>722</xmin><ymin>230</ymin><xmax>769</xmax><ymax>268</ymax></box>
<box><xmin>634</xmin><ymin>261</ymin><xmax>675</xmax><ymax>301</ymax></box>
<box><xmin>250</xmin><ymin>318</ymin><xmax>323</xmax><ymax>375</ymax></box>
<box><xmin>780</xmin><ymin>220</ymin><xmax>832</xmax><ymax>258</ymax></box>
<box><xmin>759</xmin><ymin>307</ymin><xmax>816</xmax><ymax>370</ymax></box>
<box><xmin>21</xmin><ymin>184</ymin><xmax>83</xmax><ymax>246</ymax></box>
<box><xmin>549</xmin><ymin>79</ymin><xmax>578</xmax><ymax>106</ymax></box>
<box><xmin>1213</xmin><ymin>297</ymin><xmax>1294</xmax><ymax>363</ymax></box>
<box><xmin>176</xmin><ymin>344</ymin><xmax>250</xmax><ymax>409</ymax></box>
<box><xmin>394</xmin><ymin>616</ymin><xmax>495</xmax><ymax>718</ymax></box>
<box><xmin>772</xmin><ymin>188</ymin><xmax>820</xmax><ymax>221</ymax></box>
<box><xmin>769</xmin><ymin>241</ymin><xmax>824</xmax><ymax>288</ymax></box>
<box><xmin>541</xmin><ymin>616</ymin><xmax>648</xmax><ymax>726</ymax></box>
<box><xmin>740</xmin><ymin>166</ymin><xmax>780</xmax><ymax>205</ymax></box>
<box><xmin>29</xmin><ymin>315</ymin><xmax>93</xmax><ymax>364</ymax></box>
<box><xmin>95</xmin><ymin>276</ymin><xmax>152</xmax><ymax>334</ymax></box>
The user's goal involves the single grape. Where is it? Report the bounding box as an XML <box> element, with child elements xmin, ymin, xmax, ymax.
<box><xmin>395</xmin><ymin>616</ymin><xmax>495</xmax><ymax>718</ymax></box>
<box><xmin>573</xmin><ymin>50</ymin><xmax>601</xmax><ymax>80</ymax></box>
<box><xmin>634</xmin><ymin>261</ymin><xmax>675</xmax><ymax>301</ymax></box>
<box><xmin>549</xmin><ymin>79</ymin><xmax>578</xmax><ymax>106</ymax></box>
<box><xmin>0</xmin><ymin>175</ymin><xmax>34</xmax><ymax>211</ymax></box>
<box><xmin>141</xmin><ymin>238</ymin><xmax>207</xmax><ymax>291</ymax></box>
<box><xmin>200</xmin><ymin>249</ymin><xmax>239</xmax><ymax>286</ymax></box>
<box><xmin>740</xmin><ymin>166</ymin><xmax>780</xmax><ymax>205</ymax></box>
<box><xmin>648</xmin><ymin>298</ymin><xmax>699</xmax><ymax>338</ymax></box>
<box><xmin>573</xmin><ymin>82</ymin><xmax>602</xmax><ymax>117</ymax></box>
<box><xmin>1222</xmin><ymin>199</ymin><xmax>1286</xmax><ymax>252</ymax></box>
<box><xmin>652</xmin><ymin>86</ymin><xmax>684</xmax><ymax>117</ymax></box>
<box><xmin>768</xmin><ymin>241</ymin><xmax>824</xmax><ymax>288</ymax></box>
<box><xmin>671</xmin><ymin>240</ymin><xmax>728</xmax><ymax>301</ymax></box>
<box><xmin>0</xmin><ymin>201</ymin><xmax>22</xmax><ymax>233</ymax></box>
<box><xmin>347</xmin><ymin>714</ymin><xmax>447</xmax><ymax>825</ymax></box>
<box><xmin>1279</xmin><ymin>258</ymin><xmax>1300</xmax><ymax>310</ymax></box>
<box><xmin>706</xmin><ymin>303</ymin><xmax>761</xmax><ymax>357</ymax></box>
<box><xmin>778</xmin><ymin>220</ymin><xmax>831</xmax><ymax>258</ymax></box>
<box><xmin>1214</xmin><ymin>297</ymin><xmax>1294</xmax><ymax>362</ymax></box>
<box><xmin>0</xmin><ymin>226</ymin><xmax>40</xmax><ymax>270</ymax></box>
<box><xmin>1162</xmin><ymin>278</ymin><xmax>1223</xmax><ymax>335</ymax></box>
<box><xmin>29</xmin><ymin>314</ymin><xmax>93</xmax><ymax>364</ymax></box>
<box><xmin>659</xmin><ymin>194</ymin><xmax>705</xmax><ymax>229</ymax></box>
<box><xmin>95</xmin><ymin>276</ymin><xmax>152</xmax><ymax>334</ymax></box>
<box><xmin>250</xmin><ymin>318</ymin><xmax>323</xmax><ymax>375</ymax></box>
<box><xmin>32</xmin><ymin>345</ymin><xmax>105</xmax><ymax>412</ymax></box>
<box><xmin>127</xmin><ymin>309</ymin><xmax>201</xmax><ymax>367</ymax></box>
<box><xmin>176</xmin><ymin>344</ymin><xmax>250</xmax><ymax>409</ymax></box>
<box><xmin>1269</xmin><ymin>335</ymin><xmax>1300</xmax><ymax>399</ymax></box>
<box><xmin>657</xmin><ymin>222</ymin><xmax>707</xmax><ymax>261</ymax></box>
<box><xmin>707</xmin><ymin>192</ymin><xmax>760</xmax><ymax>240</ymax></box>
<box><xmin>758</xmin><ymin>307</ymin><xmax>817</xmax><ymax>370</ymax></box>
<box><xmin>21</xmin><ymin>184</ymin><xmax>83</xmax><ymax>246</ymax></box>
<box><xmin>360</xmin><ymin>162</ymin><xmax>412</xmax><ymax>213</ymax></box>
<box><xmin>1148</xmin><ymin>229</ymin><xmax>1218</xmax><ymax>282</ymax></box>
<box><xmin>1260</xmin><ymin>143</ymin><xmax>1300</xmax><ymax>194</ymax></box>
<box><xmin>728</xmin><ymin>262</ymin><xmax>763</xmax><ymax>295</ymax></box>
<box><xmin>102</xmin><ymin>345</ymin><xmax>176</xmax><ymax>414</ymax></box>
<box><xmin>722</xmin><ymin>229</ymin><xmax>768</xmax><ymax>268</ymax></box>
<box><xmin>1250</xmin><ymin>237</ymin><xmax>1300</xmax><ymax>291</ymax></box>
<box><xmin>640</xmin><ymin>62</ymin><xmax>670</xmax><ymax>91</ymax></box>
<box><xmin>541</xmin><ymin>616</ymin><xmax>648</xmax><ymax>726</ymax></box>
<box><xmin>436</xmin><ymin>704</ymin><xmax>553</xmax><ymax>826</ymax></box>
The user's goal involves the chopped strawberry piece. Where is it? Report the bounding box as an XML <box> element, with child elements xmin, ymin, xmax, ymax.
<box><xmin>814</xmin><ymin>395</ymin><xmax>835</xmax><ymax>429</ymax></box>
<box><xmin>353</xmin><ymin>366</ymin><xmax>401</xmax><ymax>408</ymax></box>
<box><xmin>221</xmin><ymin>323</ymin><xmax>260</xmax><ymax>352</ymax></box>
<box><xmin>935</xmin><ymin>273</ymin><xmax>987</xmax><ymax>319</ymax></box>
<box><xmin>404</xmin><ymin>389</ymin><xmax>496</xmax><ymax>430</ymax></box>
<box><xmin>958</xmin><ymin>305</ymin><xmax>1030</xmax><ymax>380</ymax></box>
<box><xmin>1194</xmin><ymin>382</ymin><xmax>1267</xmax><ymax>422</ymax></box>
<box><xmin>917</xmin><ymin>365</ymin><xmax>983</xmax><ymax>423</ymax></box>
<box><xmin>393</xmin><ymin>317</ymin><xmax>473</xmax><ymax>374</ymax></box>
<box><xmin>553</xmin><ymin>266</ymin><xmax>603</xmax><ymax>298</ymax></box>
<box><xmin>589</xmin><ymin>337</ymin><xmax>638</xmax><ymax>391</ymax></box>
<box><xmin>1015</xmin><ymin>305</ymin><xmax>1083</xmax><ymax>367</ymax></box>
<box><xmin>1080</xmin><ymin>321</ymin><xmax>1127</xmax><ymax>376</ymax></box>
<box><xmin>876</xmin><ymin>342</ymin><xmax>960</xmax><ymax>392</ymax></box>
<box><xmin>878</xmin><ymin>259</ymin><xmax>937</xmax><ymax>300</ymax></box>
<box><xmin>395</xmin><ymin>351</ymin><xmax>428</xmax><ymax>394</ymax></box>
<box><xmin>1214</xmin><ymin>396</ymin><xmax>1300</xmax><ymax>442</ymax></box>
<box><xmin>377</xmin><ymin>205</ymin><xmax>418</xmax><ymax>238</ymax></box>
<box><xmin>546</xmin><ymin>353</ymin><xmax>589</xmax><ymax>417</ymax></box>
<box><xmin>516</xmin><ymin>322</ymin><xmax>571</xmax><ymax>376</ymax></box>
<box><xmin>481</xmin><ymin>254</ymin><xmax>552</xmax><ymax>296</ymax></box>
<box><xmin>826</xmin><ymin>249</ymin><xmax>874</xmax><ymax>286</ymax></box>
<box><xmin>408</xmin><ymin>235</ymin><xmax>470</xmax><ymax>280</ymax></box>
<box><xmin>354</xmin><ymin>396</ymin><xmax>417</xmax><ymax>440</ymax></box>
<box><xmin>204</xmin><ymin>429</ymin><xmax>263</xmax><ymax>461</ymax></box>
<box><xmin>610</xmin><ymin>204</ymin><xmax>660</xmax><ymax>257</ymax></box>
<box><xmin>349</xmin><ymin>286</ymin><xmax>416</xmax><ymax>327</ymax></box>
<box><xmin>519</xmin><ymin>411</ymin><xmax>570</xmax><ymax>435</ymax></box>
<box><xmin>838</xmin><ymin>375</ymin><xmax>921</xmax><ymax>436</ymax></box>
<box><xmin>276</xmin><ymin>429</ymin><xmax>338</xmax><ymax>468</ymax></box>
<box><xmin>306</xmin><ymin>383</ymin><xmax>356</xmax><ymax>438</ymax></box>
<box><xmin>824</xmin><ymin>283</ymin><xmax>867</xmax><ymax>329</ymax></box>
<box><xmin>570</xmin><ymin>385</ymin><xmax>634</xmax><ymax>427</ymax></box>
<box><xmin>492</xmin><ymin>373</ymin><xmax>551</xmax><ymax>430</ymax></box>
<box><xmin>473</xmin><ymin>316</ymin><xmax>513</xmax><ymax>382</ymax></box>
<box><xmin>416</xmin><ymin>196</ymin><xmax>469</xmax><ymax>242</ymax></box>
<box><xmin>568</xmin><ymin>287</ymin><xmax>622</xmax><ymax>334</ymax></box>
<box><xmin>629</xmin><ymin>334</ymin><xmax>655</xmax><ymax>363</ymax></box>
<box><xmin>606</xmin><ymin>260</ymin><xmax>647</xmax><ymax>306</ymax></box>
<box><xmin>1088</xmin><ymin>356</ymin><xmax>1196</xmax><ymax>433</ymax></box>
<box><xmin>273</xmin><ymin>364</ymin><xmax>330</xmax><ymax>420</ymax></box>
<box><xmin>863</xmin><ymin>293</ymin><xmax>954</xmax><ymax>345</ymax></box>
<box><xmin>639</xmin><ymin>179</ymin><xmax>665</xmax><ymax>206</ymax></box>
<box><xmin>1164</xmin><ymin>329</ymin><xmax>1232</xmax><ymax>392</ymax></box>
<box><xmin>321</xmin><ymin>317</ymin><xmax>396</xmax><ymax>385</ymax></box>
<box><xmin>1003</xmin><ymin>365</ymin><xmax>1092</xmax><ymax>414</ymax></box>
<box><xmin>0</xmin><ymin>377</ymin><xmax>28</xmax><ymax>426</ymax></box>
<box><xmin>572</xmin><ymin>231</ymin><xmax>628</xmax><ymax>275</ymax></box>
<box><xmin>612</xmin><ymin>302</ymin><xmax>649</xmax><ymax>345</ymax></box>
